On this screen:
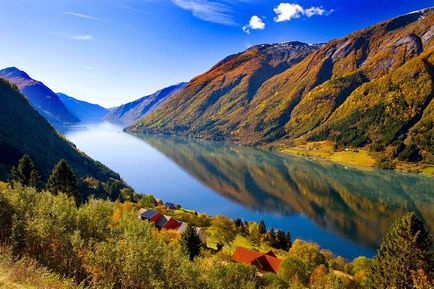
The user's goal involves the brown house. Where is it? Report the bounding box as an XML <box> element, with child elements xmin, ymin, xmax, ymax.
<box><xmin>231</xmin><ymin>246</ymin><xmax>282</xmax><ymax>273</ymax></box>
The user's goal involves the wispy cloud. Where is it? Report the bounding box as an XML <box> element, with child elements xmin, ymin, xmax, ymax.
<box><xmin>274</xmin><ymin>3</ymin><xmax>333</xmax><ymax>22</ymax></box>
<box><xmin>68</xmin><ymin>35</ymin><xmax>94</xmax><ymax>41</ymax></box>
<box><xmin>65</xmin><ymin>11</ymin><xmax>104</xmax><ymax>21</ymax></box>
<box><xmin>117</xmin><ymin>4</ymin><xmax>150</xmax><ymax>15</ymax></box>
<box><xmin>242</xmin><ymin>16</ymin><xmax>265</xmax><ymax>34</ymax></box>
<box><xmin>172</xmin><ymin>0</ymin><xmax>236</xmax><ymax>25</ymax></box>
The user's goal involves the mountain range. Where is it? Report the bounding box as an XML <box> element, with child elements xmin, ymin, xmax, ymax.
<box><xmin>57</xmin><ymin>92</ymin><xmax>109</xmax><ymax>122</ymax></box>
<box><xmin>0</xmin><ymin>67</ymin><xmax>186</xmax><ymax>129</ymax></box>
<box><xmin>104</xmin><ymin>82</ymin><xmax>186</xmax><ymax>125</ymax></box>
<box><xmin>129</xmin><ymin>8</ymin><xmax>434</xmax><ymax>165</ymax></box>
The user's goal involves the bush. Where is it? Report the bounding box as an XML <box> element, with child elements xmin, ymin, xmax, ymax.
<box><xmin>204</xmin><ymin>260</ymin><xmax>259</xmax><ymax>289</ymax></box>
<box><xmin>278</xmin><ymin>255</ymin><xmax>311</xmax><ymax>284</ymax></box>
<box><xmin>289</xmin><ymin>240</ymin><xmax>326</xmax><ymax>273</ymax></box>
<box><xmin>398</xmin><ymin>143</ymin><xmax>422</xmax><ymax>162</ymax></box>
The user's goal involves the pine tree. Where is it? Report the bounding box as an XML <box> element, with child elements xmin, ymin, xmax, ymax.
<box><xmin>276</xmin><ymin>229</ymin><xmax>291</xmax><ymax>250</ymax></box>
<box><xmin>180</xmin><ymin>223</ymin><xmax>202</xmax><ymax>261</ymax></box>
<box><xmin>366</xmin><ymin>212</ymin><xmax>433</xmax><ymax>289</ymax></box>
<box><xmin>47</xmin><ymin>160</ymin><xmax>80</xmax><ymax>203</ymax></box>
<box><xmin>285</xmin><ymin>232</ymin><xmax>292</xmax><ymax>250</ymax></box>
<box><xmin>11</xmin><ymin>154</ymin><xmax>41</xmax><ymax>189</ymax></box>
<box><xmin>259</xmin><ymin>220</ymin><xmax>266</xmax><ymax>234</ymax></box>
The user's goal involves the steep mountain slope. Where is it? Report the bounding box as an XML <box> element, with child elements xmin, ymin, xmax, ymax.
<box><xmin>57</xmin><ymin>92</ymin><xmax>109</xmax><ymax>122</ymax></box>
<box><xmin>105</xmin><ymin>83</ymin><xmax>186</xmax><ymax>126</ymax></box>
<box><xmin>130</xmin><ymin>8</ymin><xmax>434</xmax><ymax>164</ymax></box>
<box><xmin>0</xmin><ymin>78</ymin><xmax>119</xmax><ymax>182</ymax></box>
<box><xmin>129</xmin><ymin>42</ymin><xmax>321</xmax><ymax>138</ymax></box>
<box><xmin>0</xmin><ymin>67</ymin><xmax>79</xmax><ymax>127</ymax></box>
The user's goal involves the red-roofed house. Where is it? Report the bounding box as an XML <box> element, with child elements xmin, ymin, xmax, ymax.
<box><xmin>137</xmin><ymin>209</ymin><xmax>207</xmax><ymax>244</ymax></box>
<box><xmin>231</xmin><ymin>246</ymin><xmax>282</xmax><ymax>273</ymax></box>
<box><xmin>162</xmin><ymin>218</ymin><xmax>181</xmax><ymax>230</ymax></box>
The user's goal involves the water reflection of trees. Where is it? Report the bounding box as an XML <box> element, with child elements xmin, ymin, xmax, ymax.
<box><xmin>136</xmin><ymin>134</ymin><xmax>433</xmax><ymax>248</ymax></box>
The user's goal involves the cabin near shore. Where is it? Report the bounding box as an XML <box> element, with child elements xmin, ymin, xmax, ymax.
<box><xmin>138</xmin><ymin>208</ymin><xmax>207</xmax><ymax>244</ymax></box>
<box><xmin>231</xmin><ymin>246</ymin><xmax>282</xmax><ymax>274</ymax></box>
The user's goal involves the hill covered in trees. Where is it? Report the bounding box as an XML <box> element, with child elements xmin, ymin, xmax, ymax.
<box><xmin>129</xmin><ymin>8</ymin><xmax>434</xmax><ymax>165</ymax></box>
<box><xmin>0</xmin><ymin>67</ymin><xmax>79</xmax><ymax>128</ymax></box>
<box><xmin>0</xmin><ymin>78</ymin><xmax>120</xmax><ymax>184</ymax></box>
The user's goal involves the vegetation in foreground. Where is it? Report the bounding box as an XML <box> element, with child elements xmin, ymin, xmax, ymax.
<box><xmin>0</xmin><ymin>156</ymin><xmax>432</xmax><ymax>289</ymax></box>
<box><xmin>0</xmin><ymin>246</ymin><xmax>81</xmax><ymax>289</ymax></box>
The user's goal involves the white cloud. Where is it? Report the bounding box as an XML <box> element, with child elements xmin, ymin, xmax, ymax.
<box><xmin>68</xmin><ymin>35</ymin><xmax>94</xmax><ymax>41</ymax></box>
<box><xmin>242</xmin><ymin>16</ymin><xmax>265</xmax><ymax>34</ymax></box>
<box><xmin>65</xmin><ymin>12</ymin><xmax>104</xmax><ymax>21</ymax></box>
<box><xmin>274</xmin><ymin>3</ymin><xmax>332</xmax><ymax>22</ymax></box>
<box><xmin>172</xmin><ymin>0</ymin><xmax>236</xmax><ymax>25</ymax></box>
<box><xmin>304</xmin><ymin>7</ymin><xmax>327</xmax><ymax>17</ymax></box>
<box><xmin>274</xmin><ymin>3</ymin><xmax>304</xmax><ymax>22</ymax></box>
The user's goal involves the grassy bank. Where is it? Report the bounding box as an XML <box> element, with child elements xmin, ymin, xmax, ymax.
<box><xmin>0</xmin><ymin>247</ymin><xmax>80</xmax><ymax>289</ymax></box>
<box><xmin>270</xmin><ymin>140</ymin><xmax>434</xmax><ymax>176</ymax></box>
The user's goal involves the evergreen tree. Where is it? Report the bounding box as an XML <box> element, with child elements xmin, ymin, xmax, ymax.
<box><xmin>259</xmin><ymin>220</ymin><xmax>266</xmax><ymax>234</ymax></box>
<box><xmin>11</xmin><ymin>154</ymin><xmax>41</xmax><ymax>189</ymax></box>
<box><xmin>234</xmin><ymin>218</ymin><xmax>242</xmax><ymax>228</ymax></box>
<box><xmin>180</xmin><ymin>223</ymin><xmax>202</xmax><ymax>261</ymax></box>
<box><xmin>47</xmin><ymin>160</ymin><xmax>80</xmax><ymax>203</ymax></box>
<box><xmin>285</xmin><ymin>232</ymin><xmax>292</xmax><ymax>250</ymax></box>
<box><xmin>268</xmin><ymin>228</ymin><xmax>276</xmax><ymax>240</ymax></box>
<box><xmin>366</xmin><ymin>212</ymin><xmax>433</xmax><ymax>289</ymax></box>
<box><xmin>276</xmin><ymin>229</ymin><xmax>291</xmax><ymax>251</ymax></box>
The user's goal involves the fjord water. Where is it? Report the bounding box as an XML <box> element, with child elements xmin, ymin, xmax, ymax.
<box><xmin>64</xmin><ymin>122</ymin><xmax>434</xmax><ymax>260</ymax></box>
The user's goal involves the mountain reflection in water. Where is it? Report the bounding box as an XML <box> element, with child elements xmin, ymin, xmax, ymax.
<box><xmin>135</xmin><ymin>134</ymin><xmax>433</xmax><ymax>249</ymax></box>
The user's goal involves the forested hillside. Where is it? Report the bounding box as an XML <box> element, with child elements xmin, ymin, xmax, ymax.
<box><xmin>0</xmin><ymin>78</ymin><xmax>119</xmax><ymax>182</ymax></box>
<box><xmin>130</xmin><ymin>8</ymin><xmax>434</xmax><ymax>165</ymax></box>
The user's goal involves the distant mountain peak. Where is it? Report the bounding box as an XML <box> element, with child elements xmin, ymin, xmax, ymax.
<box><xmin>247</xmin><ymin>41</ymin><xmax>319</xmax><ymax>53</ymax></box>
<box><xmin>105</xmin><ymin>82</ymin><xmax>186</xmax><ymax>126</ymax></box>
<box><xmin>0</xmin><ymin>67</ymin><xmax>79</xmax><ymax>126</ymax></box>
<box><xmin>0</xmin><ymin>67</ymin><xmax>31</xmax><ymax>80</ymax></box>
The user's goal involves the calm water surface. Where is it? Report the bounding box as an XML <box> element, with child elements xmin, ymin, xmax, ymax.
<box><xmin>64</xmin><ymin>122</ymin><xmax>434</xmax><ymax>260</ymax></box>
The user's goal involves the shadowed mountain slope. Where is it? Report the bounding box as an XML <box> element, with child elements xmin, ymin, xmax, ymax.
<box><xmin>0</xmin><ymin>67</ymin><xmax>79</xmax><ymax>127</ymax></box>
<box><xmin>57</xmin><ymin>93</ymin><xmax>109</xmax><ymax>122</ymax></box>
<box><xmin>0</xmin><ymin>78</ymin><xmax>119</xmax><ymax>182</ymax></box>
<box><xmin>105</xmin><ymin>83</ymin><xmax>186</xmax><ymax>126</ymax></box>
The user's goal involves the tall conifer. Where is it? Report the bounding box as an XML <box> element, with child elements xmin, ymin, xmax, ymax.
<box><xmin>367</xmin><ymin>212</ymin><xmax>433</xmax><ymax>289</ymax></box>
<box><xmin>11</xmin><ymin>154</ymin><xmax>41</xmax><ymax>189</ymax></box>
<box><xmin>47</xmin><ymin>160</ymin><xmax>80</xmax><ymax>203</ymax></box>
<box><xmin>180</xmin><ymin>223</ymin><xmax>202</xmax><ymax>261</ymax></box>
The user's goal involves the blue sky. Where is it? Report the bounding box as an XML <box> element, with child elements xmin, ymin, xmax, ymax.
<box><xmin>0</xmin><ymin>0</ymin><xmax>432</xmax><ymax>107</ymax></box>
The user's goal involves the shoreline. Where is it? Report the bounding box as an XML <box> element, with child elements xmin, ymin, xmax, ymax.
<box><xmin>125</xmin><ymin>129</ymin><xmax>434</xmax><ymax>177</ymax></box>
<box><xmin>272</xmin><ymin>141</ymin><xmax>434</xmax><ymax>177</ymax></box>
